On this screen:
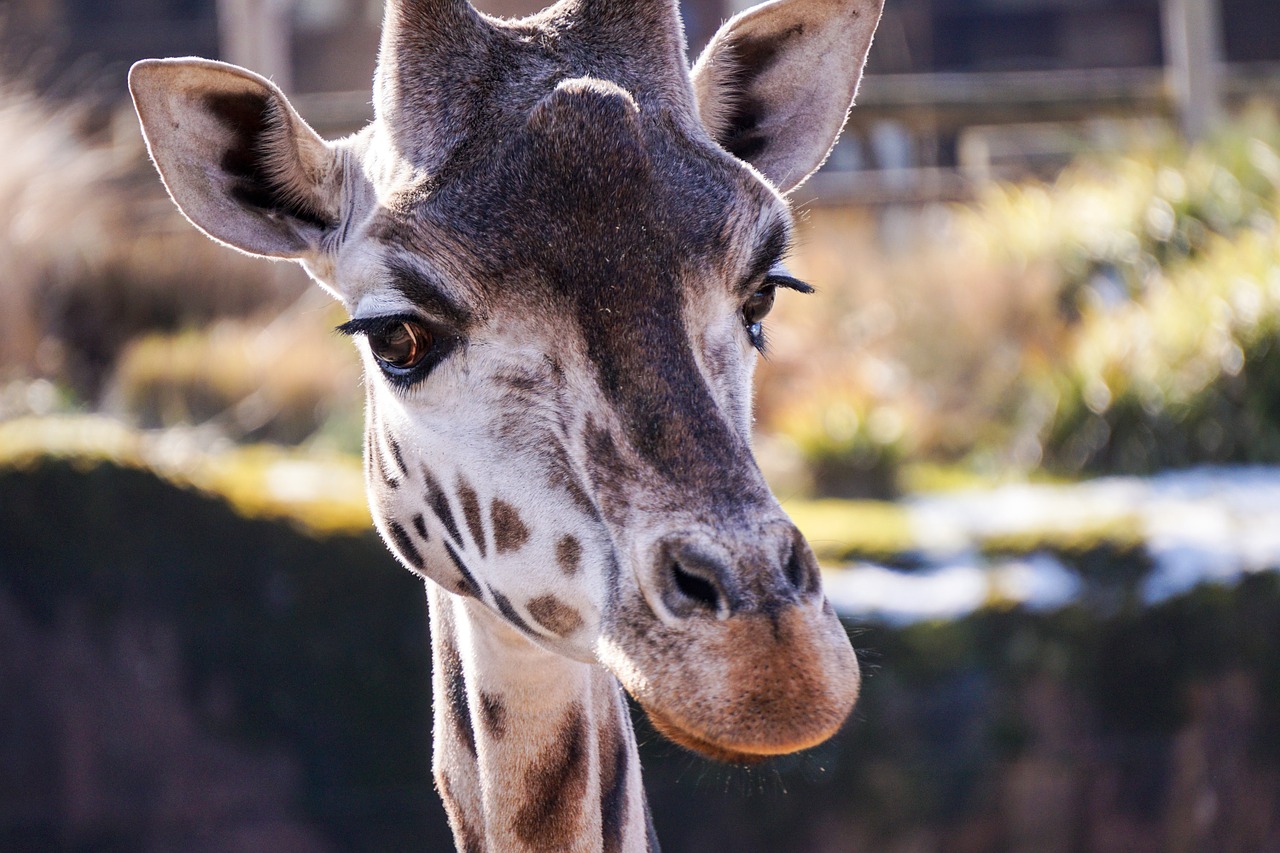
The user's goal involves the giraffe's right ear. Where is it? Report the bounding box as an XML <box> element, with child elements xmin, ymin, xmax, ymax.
<box><xmin>129</xmin><ymin>58</ymin><xmax>341</xmax><ymax>260</ymax></box>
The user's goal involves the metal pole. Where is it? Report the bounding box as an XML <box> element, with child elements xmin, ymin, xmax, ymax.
<box><xmin>1162</xmin><ymin>0</ymin><xmax>1225</xmax><ymax>140</ymax></box>
<box><xmin>216</xmin><ymin>0</ymin><xmax>296</xmax><ymax>93</ymax></box>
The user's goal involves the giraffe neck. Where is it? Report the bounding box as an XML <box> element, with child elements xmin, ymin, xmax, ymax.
<box><xmin>428</xmin><ymin>583</ymin><xmax>658</xmax><ymax>853</ymax></box>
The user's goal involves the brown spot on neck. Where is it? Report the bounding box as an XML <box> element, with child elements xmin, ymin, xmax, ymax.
<box><xmin>479</xmin><ymin>692</ymin><xmax>508</xmax><ymax>741</ymax></box>
<box><xmin>512</xmin><ymin>703</ymin><xmax>589</xmax><ymax>848</ymax></box>
<box><xmin>491</xmin><ymin>498</ymin><xmax>531</xmax><ymax>553</ymax></box>
<box><xmin>527</xmin><ymin>594</ymin><xmax>585</xmax><ymax>637</ymax></box>
<box><xmin>599</xmin><ymin>698</ymin><xmax>630</xmax><ymax>853</ymax></box>
<box><xmin>439</xmin><ymin>635</ymin><xmax>476</xmax><ymax>758</ymax></box>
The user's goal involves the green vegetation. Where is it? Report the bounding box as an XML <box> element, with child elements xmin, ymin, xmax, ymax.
<box><xmin>109</xmin><ymin>317</ymin><xmax>362</xmax><ymax>446</ymax></box>
<box><xmin>1037</xmin><ymin>221</ymin><xmax>1280</xmax><ymax>472</ymax></box>
<box><xmin>999</xmin><ymin>107</ymin><xmax>1280</xmax><ymax>473</ymax></box>
<box><xmin>765</xmin><ymin>106</ymin><xmax>1280</xmax><ymax>489</ymax></box>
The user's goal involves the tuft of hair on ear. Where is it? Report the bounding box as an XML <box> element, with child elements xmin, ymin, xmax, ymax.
<box><xmin>690</xmin><ymin>41</ymin><xmax>746</xmax><ymax>145</ymax></box>
<box><xmin>256</xmin><ymin>96</ymin><xmax>337</xmax><ymax>226</ymax></box>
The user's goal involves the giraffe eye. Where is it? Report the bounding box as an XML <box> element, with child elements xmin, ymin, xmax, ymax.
<box><xmin>370</xmin><ymin>320</ymin><xmax>434</xmax><ymax>370</ymax></box>
<box><xmin>336</xmin><ymin>314</ymin><xmax>460</xmax><ymax>388</ymax></box>
<box><xmin>743</xmin><ymin>285</ymin><xmax>776</xmax><ymax>326</ymax></box>
<box><xmin>743</xmin><ymin>285</ymin><xmax>776</xmax><ymax>351</ymax></box>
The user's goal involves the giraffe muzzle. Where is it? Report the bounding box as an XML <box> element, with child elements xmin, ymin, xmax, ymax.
<box><xmin>599</xmin><ymin>524</ymin><xmax>859</xmax><ymax>764</ymax></box>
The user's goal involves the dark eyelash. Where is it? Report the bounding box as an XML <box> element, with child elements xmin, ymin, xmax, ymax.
<box><xmin>765</xmin><ymin>273</ymin><xmax>814</xmax><ymax>294</ymax></box>
<box><xmin>750</xmin><ymin>325</ymin><xmax>769</xmax><ymax>355</ymax></box>
<box><xmin>335</xmin><ymin>313</ymin><xmax>422</xmax><ymax>337</ymax></box>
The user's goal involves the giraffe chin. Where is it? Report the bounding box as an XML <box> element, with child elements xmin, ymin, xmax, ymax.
<box><xmin>601</xmin><ymin>599</ymin><xmax>861</xmax><ymax>765</ymax></box>
<box><xmin>640</xmin><ymin>705</ymin><xmax>788</xmax><ymax>766</ymax></box>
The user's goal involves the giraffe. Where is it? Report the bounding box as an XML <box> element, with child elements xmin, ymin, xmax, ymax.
<box><xmin>128</xmin><ymin>0</ymin><xmax>882</xmax><ymax>849</ymax></box>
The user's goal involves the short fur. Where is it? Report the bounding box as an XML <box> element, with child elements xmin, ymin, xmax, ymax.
<box><xmin>129</xmin><ymin>0</ymin><xmax>883</xmax><ymax>850</ymax></box>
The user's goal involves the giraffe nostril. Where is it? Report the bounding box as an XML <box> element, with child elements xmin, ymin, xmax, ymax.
<box><xmin>785</xmin><ymin>537</ymin><xmax>821</xmax><ymax>596</ymax></box>
<box><xmin>671</xmin><ymin>559</ymin><xmax>722</xmax><ymax>612</ymax></box>
<box><xmin>656</xmin><ymin>542</ymin><xmax>732</xmax><ymax>619</ymax></box>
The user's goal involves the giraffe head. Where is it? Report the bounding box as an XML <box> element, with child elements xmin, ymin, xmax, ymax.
<box><xmin>130</xmin><ymin>0</ymin><xmax>882</xmax><ymax>764</ymax></box>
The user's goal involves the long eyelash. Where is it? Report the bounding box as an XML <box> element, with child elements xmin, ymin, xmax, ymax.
<box><xmin>766</xmin><ymin>273</ymin><xmax>815</xmax><ymax>294</ymax></box>
<box><xmin>335</xmin><ymin>314</ymin><xmax>420</xmax><ymax>337</ymax></box>
<box><xmin>751</xmin><ymin>325</ymin><xmax>770</xmax><ymax>355</ymax></box>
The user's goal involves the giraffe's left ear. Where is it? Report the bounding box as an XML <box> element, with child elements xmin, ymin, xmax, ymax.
<box><xmin>130</xmin><ymin>58</ymin><xmax>341</xmax><ymax>260</ymax></box>
<box><xmin>691</xmin><ymin>0</ymin><xmax>883</xmax><ymax>193</ymax></box>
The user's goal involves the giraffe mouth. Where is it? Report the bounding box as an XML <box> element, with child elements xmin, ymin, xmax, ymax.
<box><xmin>600</xmin><ymin>600</ymin><xmax>861</xmax><ymax>765</ymax></box>
<box><xmin>639</xmin><ymin>704</ymin><xmax>792</xmax><ymax>765</ymax></box>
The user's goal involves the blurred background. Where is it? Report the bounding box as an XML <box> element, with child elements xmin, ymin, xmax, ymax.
<box><xmin>2</xmin><ymin>0</ymin><xmax>1280</xmax><ymax>850</ymax></box>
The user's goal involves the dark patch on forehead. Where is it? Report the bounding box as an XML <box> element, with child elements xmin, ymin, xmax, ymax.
<box><xmin>202</xmin><ymin>90</ymin><xmax>336</xmax><ymax>231</ymax></box>
<box><xmin>422</xmin><ymin>467</ymin><xmax>463</xmax><ymax>545</ymax></box>
<box><xmin>556</xmin><ymin>534</ymin><xmax>582</xmax><ymax>576</ymax></box>
<box><xmin>507</xmin><ymin>116</ymin><xmax>758</xmax><ymax>501</ymax></box>
<box><xmin>513</xmin><ymin>702</ymin><xmax>590</xmax><ymax>848</ymax></box>
<box><xmin>443</xmin><ymin>540</ymin><xmax>482</xmax><ymax>599</ymax></box>
<box><xmin>387</xmin><ymin>80</ymin><xmax>769</xmax><ymax>508</ymax></box>
<box><xmin>479</xmin><ymin>692</ymin><xmax>508</xmax><ymax>741</ymax></box>
<box><xmin>439</xmin><ymin>634</ymin><xmax>476</xmax><ymax>758</ymax></box>
<box><xmin>490</xmin><ymin>498</ymin><xmax>531</xmax><ymax>554</ymax></box>
<box><xmin>458</xmin><ymin>479</ymin><xmax>487</xmax><ymax>557</ymax></box>
<box><xmin>386</xmin><ymin>520</ymin><xmax>423</xmax><ymax>570</ymax></box>
<box><xmin>527</xmin><ymin>594</ymin><xmax>585</xmax><ymax>637</ymax></box>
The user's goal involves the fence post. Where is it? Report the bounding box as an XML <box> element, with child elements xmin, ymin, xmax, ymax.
<box><xmin>1161</xmin><ymin>0</ymin><xmax>1225</xmax><ymax>140</ymax></box>
<box><xmin>216</xmin><ymin>0</ymin><xmax>296</xmax><ymax>93</ymax></box>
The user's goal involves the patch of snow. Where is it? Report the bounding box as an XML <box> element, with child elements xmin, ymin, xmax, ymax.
<box><xmin>829</xmin><ymin>466</ymin><xmax>1280</xmax><ymax>623</ymax></box>
<box><xmin>824</xmin><ymin>564</ymin><xmax>988</xmax><ymax>624</ymax></box>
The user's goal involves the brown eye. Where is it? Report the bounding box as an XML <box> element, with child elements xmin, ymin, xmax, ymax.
<box><xmin>743</xmin><ymin>285</ymin><xmax>776</xmax><ymax>326</ymax></box>
<box><xmin>370</xmin><ymin>321</ymin><xmax>433</xmax><ymax>370</ymax></box>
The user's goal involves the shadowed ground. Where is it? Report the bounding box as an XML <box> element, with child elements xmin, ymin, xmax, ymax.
<box><xmin>3</xmin><ymin>457</ymin><xmax>1280</xmax><ymax>852</ymax></box>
